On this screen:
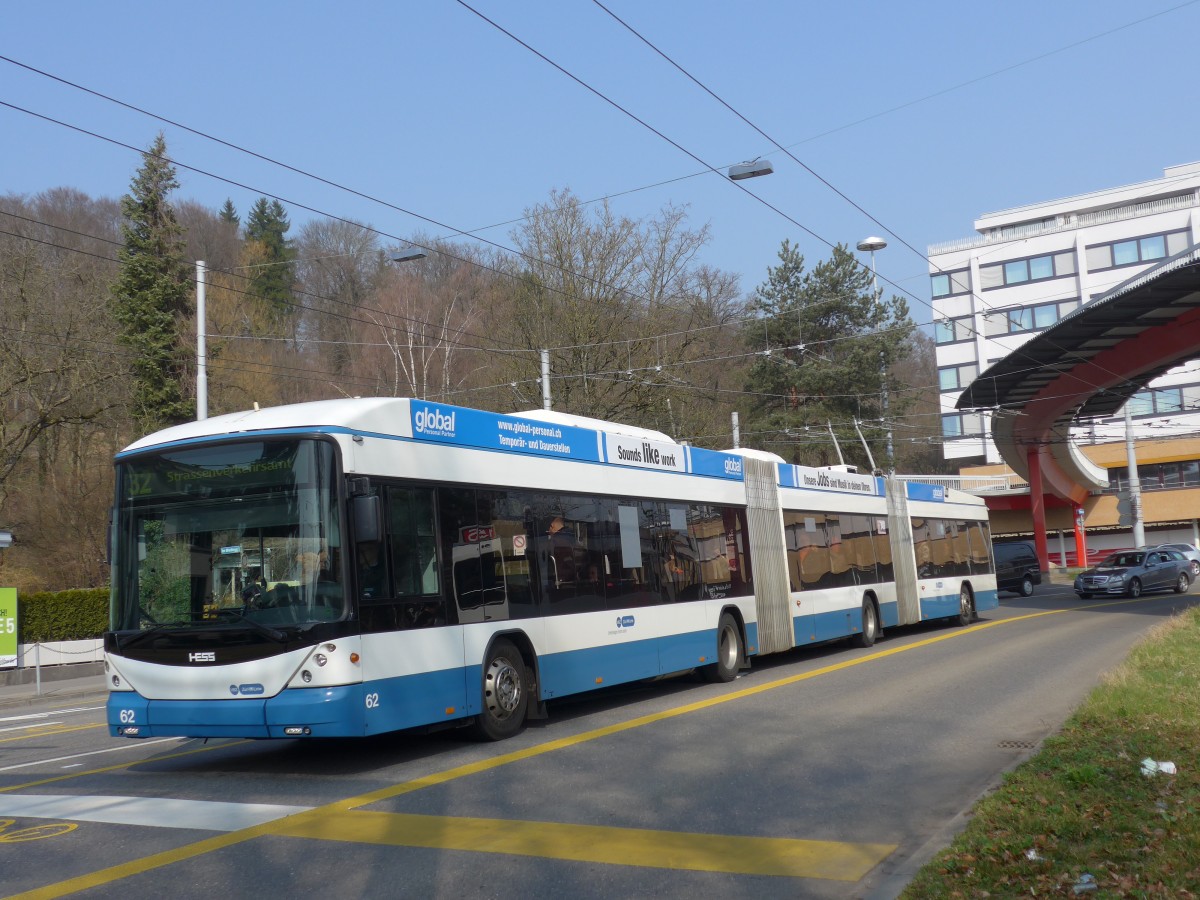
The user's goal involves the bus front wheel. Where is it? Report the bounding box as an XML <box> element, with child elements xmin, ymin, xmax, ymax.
<box><xmin>854</xmin><ymin>597</ymin><xmax>878</xmax><ymax>648</ymax></box>
<box><xmin>702</xmin><ymin>613</ymin><xmax>742</xmax><ymax>683</ymax></box>
<box><xmin>473</xmin><ymin>639</ymin><xmax>529</xmax><ymax>741</ymax></box>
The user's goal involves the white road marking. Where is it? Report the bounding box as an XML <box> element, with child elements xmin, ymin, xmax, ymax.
<box><xmin>0</xmin><ymin>738</ymin><xmax>183</xmax><ymax>771</ymax></box>
<box><xmin>0</xmin><ymin>721</ymin><xmax>63</xmax><ymax>734</ymax></box>
<box><xmin>0</xmin><ymin>706</ymin><xmax>104</xmax><ymax>725</ymax></box>
<box><xmin>0</xmin><ymin>794</ymin><xmax>312</xmax><ymax>831</ymax></box>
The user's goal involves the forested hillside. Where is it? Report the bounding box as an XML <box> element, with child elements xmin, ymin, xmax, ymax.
<box><xmin>0</xmin><ymin>138</ymin><xmax>945</xmax><ymax>592</ymax></box>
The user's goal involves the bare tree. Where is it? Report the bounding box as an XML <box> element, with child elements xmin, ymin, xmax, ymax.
<box><xmin>296</xmin><ymin>218</ymin><xmax>379</xmax><ymax>375</ymax></box>
<box><xmin>355</xmin><ymin>240</ymin><xmax>491</xmax><ymax>399</ymax></box>
<box><xmin>489</xmin><ymin>189</ymin><xmax>744</xmax><ymax>433</ymax></box>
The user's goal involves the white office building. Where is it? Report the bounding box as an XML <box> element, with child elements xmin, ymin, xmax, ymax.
<box><xmin>931</xmin><ymin>161</ymin><xmax>1200</xmax><ymax>466</ymax></box>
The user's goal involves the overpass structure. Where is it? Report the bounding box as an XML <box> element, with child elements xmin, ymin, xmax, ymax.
<box><xmin>956</xmin><ymin>246</ymin><xmax>1200</xmax><ymax>570</ymax></box>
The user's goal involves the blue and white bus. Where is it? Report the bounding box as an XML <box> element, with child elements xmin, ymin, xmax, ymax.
<box><xmin>105</xmin><ymin>398</ymin><xmax>998</xmax><ymax>741</ymax></box>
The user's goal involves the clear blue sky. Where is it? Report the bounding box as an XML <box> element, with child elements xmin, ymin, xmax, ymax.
<box><xmin>3</xmin><ymin>0</ymin><xmax>1198</xmax><ymax>328</ymax></box>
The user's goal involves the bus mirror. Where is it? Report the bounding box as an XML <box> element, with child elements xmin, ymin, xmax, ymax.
<box><xmin>353</xmin><ymin>495</ymin><xmax>382</xmax><ymax>543</ymax></box>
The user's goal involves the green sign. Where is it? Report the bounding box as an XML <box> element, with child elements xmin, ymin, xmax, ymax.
<box><xmin>0</xmin><ymin>588</ymin><xmax>16</xmax><ymax>669</ymax></box>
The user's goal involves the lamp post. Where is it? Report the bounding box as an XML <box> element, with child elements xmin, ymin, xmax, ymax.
<box><xmin>856</xmin><ymin>237</ymin><xmax>892</xmax><ymax>474</ymax></box>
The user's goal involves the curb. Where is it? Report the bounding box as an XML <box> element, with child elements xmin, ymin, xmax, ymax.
<box><xmin>0</xmin><ymin>661</ymin><xmax>105</xmax><ymax>688</ymax></box>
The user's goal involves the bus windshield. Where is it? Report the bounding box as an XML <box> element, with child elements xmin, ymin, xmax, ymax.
<box><xmin>112</xmin><ymin>439</ymin><xmax>345</xmax><ymax>632</ymax></box>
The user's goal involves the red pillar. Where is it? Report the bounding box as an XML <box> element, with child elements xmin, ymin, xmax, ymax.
<box><xmin>1073</xmin><ymin>505</ymin><xmax>1088</xmax><ymax>569</ymax></box>
<box><xmin>1027</xmin><ymin>446</ymin><xmax>1049</xmax><ymax>573</ymax></box>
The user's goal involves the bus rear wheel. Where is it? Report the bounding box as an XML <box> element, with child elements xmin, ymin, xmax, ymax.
<box><xmin>956</xmin><ymin>585</ymin><xmax>975</xmax><ymax>626</ymax></box>
<box><xmin>473</xmin><ymin>639</ymin><xmax>528</xmax><ymax>741</ymax></box>
<box><xmin>702</xmin><ymin>613</ymin><xmax>742</xmax><ymax>683</ymax></box>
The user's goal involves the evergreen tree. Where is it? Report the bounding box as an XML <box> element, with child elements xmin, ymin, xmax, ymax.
<box><xmin>110</xmin><ymin>132</ymin><xmax>193</xmax><ymax>429</ymax></box>
<box><xmin>244</xmin><ymin>197</ymin><xmax>295</xmax><ymax>318</ymax></box>
<box><xmin>740</xmin><ymin>240</ymin><xmax>913</xmax><ymax>468</ymax></box>
<box><xmin>219</xmin><ymin>198</ymin><xmax>239</xmax><ymax>227</ymax></box>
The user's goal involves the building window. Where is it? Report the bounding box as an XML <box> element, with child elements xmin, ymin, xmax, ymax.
<box><xmin>1125</xmin><ymin>387</ymin><xmax>1183</xmax><ymax>418</ymax></box>
<box><xmin>941</xmin><ymin>412</ymin><xmax>983</xmax><ymax>439</ymax></box>
<box><xmin>1109</xmin><ymin>459</ymin><xmax>1200</xmax><ymax>492</ymax></box>
<box><xmin>1085</xmin><ymin>230</ymin><xmax>1190</xmax><ymax>271</ymax></box>
<box><xmin>931</xmin><ymin>269</ymin><xmax>971</xmax><ymax>299</ymax></box>
<box><xmin>983</xmin><ymin>299</ymin><xmax>1079</xmax><ymax>336</ymax></box>
<box><xmin>980</xmin><ymin>250</ymin><xmax>1075</xmax><ymax>290</ymax></box>
<box><xmin>934</xmin><ymin>316</ymin><xmax>973</xmax><ymax>344</ymax></box>
<box><xmin>939</xmin><ymin>363</ymin><xmax>978</xmax><ymax>392</ymax></box>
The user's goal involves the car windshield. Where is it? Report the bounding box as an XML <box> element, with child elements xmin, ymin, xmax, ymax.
<box><xmin>112</xmin><ymin>439</ymin><xmax>346</xmax><ymax>631</ymax></box>
<box><xmin>1102</xmin><ymin>552</ymin><xmax>1143</xmax><ymax>568</ymax></box>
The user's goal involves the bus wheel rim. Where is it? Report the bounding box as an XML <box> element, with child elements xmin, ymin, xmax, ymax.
<box><xmin>486</xmin><ymin>657</ymin><xmax>522</xmax><ymax>718</ymax></box>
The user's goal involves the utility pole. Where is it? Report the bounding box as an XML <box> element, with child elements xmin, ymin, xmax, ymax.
<box><xmin>1124</xmin><ymin>404</ymin><xmax>1145</xmax><ymax>547</ymax></box>
<box><xmin>857</xmin><ymin>237</ymin><xmax>893</xmax><ymax>474</ymax></box>
<box><xmin>196</xmin><ymin>260</ymin><xmax>207</xmax><ymax>421</ymax></box>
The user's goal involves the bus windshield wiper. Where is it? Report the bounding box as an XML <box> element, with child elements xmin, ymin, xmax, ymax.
<box><xmin>116</xmin><ymin>623</ymin><xmax>179</xmax><ymax>652</ymax></box>
<box><xmin>214</xmin><ymin>608</ymin><xmax>288</xmax><ymax>642</ymax></box>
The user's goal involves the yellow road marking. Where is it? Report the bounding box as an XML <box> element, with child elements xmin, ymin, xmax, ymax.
<box><xmin>6</xmin><ymin>595</ymin><xmax>1170</xmax><ymax>899</ymax></box>
<box><xmin>0</xmin><ymin>724</ymin><xmax>102</xmax><ymax>744</ymax></box>
<box><xmin>271</xmin><ymin>810</ymin><xmax>896</xmax><ymax>880</ymax></box>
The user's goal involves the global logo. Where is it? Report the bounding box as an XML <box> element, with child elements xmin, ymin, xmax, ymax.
<box><xmin>724</xmin><ymin>458</ymin><xmax>743</xmax><ymax>476</ymax></box>
<box><xmin>414</xmin><ymin>407</ymin><xmax>456</xmax><ymax>435</ymax></box>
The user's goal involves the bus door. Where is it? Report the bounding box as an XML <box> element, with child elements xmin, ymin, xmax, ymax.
<box><xmin>451</xmin><ymin>534</ymin><xmax>509</xmax><ymax>624</ymax></box>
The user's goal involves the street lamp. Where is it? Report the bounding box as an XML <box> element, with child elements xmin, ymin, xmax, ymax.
<box><xmin>728</xmin><ymin>158</ymin><xmax>774</xmax><ymax>181</ymax></box>
<box><xmin>856</xmin><ymin>236</ymin><xmax>893</xmax><ymax>474</ymax></box>
<box><xmin>390</xmin><ymin>245</ymin><xmax>428</xmax><ymax>264</ymax></box>
<box><xmin>855</xmin><ymin>236</ymin><xmax>887</xmax><ymax>299</ymax></box>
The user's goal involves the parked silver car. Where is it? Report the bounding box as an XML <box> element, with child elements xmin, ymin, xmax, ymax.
<box><xmin>1074</xmin><ymin>548</ymin><xmax>1192</xmax><ymax>599</ymax></box>
<box><xmin>1153</xmin><ymin>542</ymin><xmax>1200</xmax><ymax>577</ymax></box>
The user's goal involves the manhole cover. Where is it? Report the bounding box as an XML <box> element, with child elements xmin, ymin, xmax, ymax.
<box><xmin>998</xmin><ymin>739</ymin><xmax>1037</xmax><ymax>750</ymax></box>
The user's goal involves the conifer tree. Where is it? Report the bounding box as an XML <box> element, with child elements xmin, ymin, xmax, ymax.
<box><xmin>244</xmin><ymin>197</ymin><xmax>296</xmax><ymax>318</ymax></box>
<box><xmin>110</xmin><ymin>132</ymin><xmax>193</xmax><ymax>429</ymax></box>
<box><xmin>219</xmin><ymin>198</ymin><xmax>240</xmax><ymax>227</ymax></box>
<box><xmin>740</xmin><ymin>240</ymin><xmax>913</xmax><ymax>468</ymax></box>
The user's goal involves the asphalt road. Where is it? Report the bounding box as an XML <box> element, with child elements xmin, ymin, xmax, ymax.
<box><xmin>2</xmin><ymin>582</ymin><xmax>1194</xmax><ymax>900</ymax></box>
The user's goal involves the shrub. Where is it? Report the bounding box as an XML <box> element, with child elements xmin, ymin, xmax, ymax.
<box><xmin>19</xmin><ymin>588</ymin><xmax>109</xmax><ymax>642</ymax></box>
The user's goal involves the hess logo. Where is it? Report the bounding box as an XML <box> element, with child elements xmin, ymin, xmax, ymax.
<box><xmin>189</xmin><ymin>651</ymin><xmax>216</xmax><ymax>663</ymax></box>
<box><xmin>414</xmin><ymin>408</ymin><xmax>456</xmax><ymax>433</ymax></box>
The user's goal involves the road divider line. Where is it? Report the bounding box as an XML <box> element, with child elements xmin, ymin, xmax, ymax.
<box><xmin>0</xmin><ymin>724</ymin><xmax>101</xmax><ymax>744</ymax></box>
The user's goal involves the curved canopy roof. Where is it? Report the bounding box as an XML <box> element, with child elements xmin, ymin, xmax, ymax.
<box><xmin>957</xmin><ymin>246</ymin><xmax>1200</xmax><ymax>504</ymax></box>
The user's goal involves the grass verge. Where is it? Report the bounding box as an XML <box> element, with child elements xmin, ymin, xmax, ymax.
<box><xmin>901</xmin><ymin>605</ymin><xmax>1200</xmax><ymax>898</ymax></box>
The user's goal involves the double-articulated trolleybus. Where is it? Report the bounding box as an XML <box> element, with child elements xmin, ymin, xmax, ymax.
<box><xmin>105</xmin><ymin>398</ymin><xmax>998</xmax><ymax>741</ymax></box>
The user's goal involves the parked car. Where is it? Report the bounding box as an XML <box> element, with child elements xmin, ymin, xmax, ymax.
<box><xmin>1074</xmin><ymin>548</ymin><xmax>1193</xmax><ymax>599</ymax></box>
<box><xmin>1153</xmin><ymin>542</ymin><xmax>1200</xmax><ymax>576</ymax></box>
<box><xmin>993</xmin><ymin>540</ymin><xmax>1041</xmax><ymax>596</ymax></box>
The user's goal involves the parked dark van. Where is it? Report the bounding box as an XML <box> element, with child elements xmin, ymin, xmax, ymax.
<box><xmin>993</xmin><ymin>541</ymin><xmax>1041</xmax><ymax>596</ymax></box>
